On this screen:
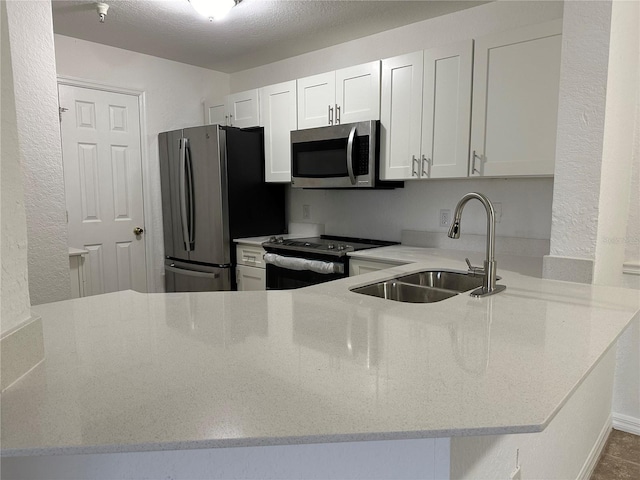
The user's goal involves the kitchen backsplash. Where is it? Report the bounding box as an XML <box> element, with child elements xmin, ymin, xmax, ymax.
<box><xmin>289</xmin><ymin>177</ymin><xmax>554</xmax><ymax>243</ymax></box>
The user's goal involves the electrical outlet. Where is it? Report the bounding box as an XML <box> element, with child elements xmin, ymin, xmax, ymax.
<box><xmin>439</xmin><ymin>209</ymin><xmax>451</xmax><ymax>227</ymax></box>
<box><xmin>302</xmin><ymin>204</ymin><xmax>311</xmax><ymax>220</ymax></box>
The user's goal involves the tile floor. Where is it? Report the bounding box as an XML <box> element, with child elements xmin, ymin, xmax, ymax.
<box><xmin>591</xmin><ymin>429</ymin><xmax>640</xmax><ymax>479</ymax></box>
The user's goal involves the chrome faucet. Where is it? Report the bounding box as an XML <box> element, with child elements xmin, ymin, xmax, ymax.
<box><xmin>448</xmin><ymin>192</ymin><xmax>506</xmax><ymax>297</ymax></box>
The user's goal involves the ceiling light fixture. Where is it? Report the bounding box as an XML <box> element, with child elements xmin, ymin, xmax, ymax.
<box><xmin>189</xmin><ymin>0</ymin><xmax>241</xmax><ymax>22</ymax></box>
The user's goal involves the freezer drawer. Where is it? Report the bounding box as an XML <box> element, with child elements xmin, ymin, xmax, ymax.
<box><xmin>164</xmin><ymin>260</ymin><xmax>231</xmax><ymax>292</ymax></box>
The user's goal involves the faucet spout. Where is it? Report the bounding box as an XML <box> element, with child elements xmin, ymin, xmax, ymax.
<box><xmin>447</xmin><ymin>192</ymin><xmax>505</xmax><ymax>297</ymax></box>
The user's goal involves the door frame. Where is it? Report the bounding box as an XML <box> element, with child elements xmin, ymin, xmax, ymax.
<box><xmin>57</xmin><ymin>75</ymin><xmax>155</xmax><ymax>293</ymax></box>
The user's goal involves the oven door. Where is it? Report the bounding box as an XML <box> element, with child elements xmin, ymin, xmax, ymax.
<box><xmin>264</xmin><ymin>254</ymin><xmax>347</xmax><ymax>290</ymax></box>
<box><xmin>290</xmin><ymin>121</ymin><xmax>376</xmax><ymax>188</ymax></box>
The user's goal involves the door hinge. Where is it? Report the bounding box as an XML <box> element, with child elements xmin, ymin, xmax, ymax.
<box><xmin>59</xmin><ymin>107</ymin><xmax>69</xmax><ymax>122</ymax></box>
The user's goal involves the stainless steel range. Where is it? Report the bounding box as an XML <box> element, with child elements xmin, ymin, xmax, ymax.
<box><xmin>262</xmin><ymin>235</ymin><xmax>397</xmax><ymax>290</ymax></box>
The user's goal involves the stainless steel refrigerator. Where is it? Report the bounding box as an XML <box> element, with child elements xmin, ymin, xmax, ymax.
<box><xmin>159</xmin><ymin>125</ymin><xmax>285</xmax><ymax>292</ymax></box>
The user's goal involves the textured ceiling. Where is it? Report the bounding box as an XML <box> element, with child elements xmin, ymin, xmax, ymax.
<box><xmin>52</xmin><ymin>0</ymin><xmax>488</xmax><ymax>73</ymax></box>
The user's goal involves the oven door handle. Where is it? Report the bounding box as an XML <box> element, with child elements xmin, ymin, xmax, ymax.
<box><xmin>346</xmin><ymin>125</ymin><xmax>357</xmax><ymax>185</ymax></box>
<box><xmin>263</xmin><ymin>253</ymin><xmax>344</xmax><ymax>275</ymax></box>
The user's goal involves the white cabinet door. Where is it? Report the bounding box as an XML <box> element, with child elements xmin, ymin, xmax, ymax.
<box><xmin>225</xmin><ymin>89</ymin><xmax>260</xmax><ymax>128</ymax></box>
<box><xmin>236</xmin><ymin>265</ymin><xmax>266</xmax><ymax>291</ymax></box>
<box><xmin>335</xmin><ymin>61</ymin><xmax>381</xmax><ymax>124</ymax></box>
<box><xmin>260</xmin><ymin>80</ymin><xmax>297</xmax><ymax>183</ymax></box>
<box><xmin>297</xmin><ymin>71</ymin><xmax>336</xmax><ymax>129</ymax></box>
<box><xmin>380</xmin><ymin>52</ymin><xmax>424</xmax><ymax>180</ymax></box>
<box><xmin>236</xmin><ymin>244</ymin><xmax>266</xmax><ymax>268</ymax></box>
<box><xmin>470</xmin><ymin>20</ymin><xmax>562</xmax><ymax>177</ymax></box>
<box><xmin>421</xmin><ymin>40</ymin><xmax>473</xmax><ymax>179</ymax></box>
<box><xmin>205</xmin><ymin>102</ymin><xmax>226</xmax><ymax>125</ymax></box>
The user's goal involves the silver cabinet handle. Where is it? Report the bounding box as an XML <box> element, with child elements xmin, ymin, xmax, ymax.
<box><xmin>346</xmin><ymin>125</ymin><xmax>357</xmax><ymax>185</ymax></box>
<box><xmin>335</xmin><ymin>104</ymin><xmax>340</xmax><ymax>125</ymax></box>
<box><xmin>471</xmin><ymin>150</ymin><xmax>482</xmax><ymax>175</ymax></box>
<box><xmin>421</xmin><ymin>155</ymin><xmax>430</xmax><ymax>177</ymax></box>
<box><xmin>411</xmin><ymin>155</ymin><xmax>419</xmax><ymax>177</ymax></box>
<box><xmin>225</xmin><ymin>115</ymin><xmax>229</xmax><ymax>125</ymax></box>
<box><xmin>229</xmin><ymin>114</ymin><xmax>233</xmax><ymax>126</ymax></box>
<box><xmin>328</xmin><ymin>105</ymin><xmax>334</xmax><ymax>125</ymax></box>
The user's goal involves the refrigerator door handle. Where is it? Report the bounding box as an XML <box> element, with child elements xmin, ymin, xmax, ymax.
<box><xmin>185</xmin><ymin>139</ymin><xmax>195</xmax><ymax>249</ymax></box>
<box><xmin>165</xmin><ymin>264</ymin><xmax>220</xmax><ymax>279</ymax></box>
<box><xmin>179</xmin><ymin>138</ymin><xmax>192</xmax><ymax>252</ymax></box>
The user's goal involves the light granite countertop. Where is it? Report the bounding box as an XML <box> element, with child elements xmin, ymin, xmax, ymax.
<box><xmin>2</xmin><ymin>252</ymin><xmax>638</xmax><ymax>457</ymax></box>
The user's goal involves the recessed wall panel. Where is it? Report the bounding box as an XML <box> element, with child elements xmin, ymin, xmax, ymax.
<box><xmin>78</xmin><ymin>143</ymin><xmax>101</xmax><ymax>222</ymax></box>
<box><xmin>109</xmin><ymin>105</ymin><xmax>128</xmax><ymax>132</ymax></box>
<box><xmin>75</xmin><ymin>101</ymin><xmax>96</xmax><ymax>129</ymax></box>
<box><xmin>116</xmin><ymin>242</ymin><xmax>133</xmax><ymax>291</ymax></box>
<box><xmin>84</xmin><ymin>244</ymin><xmax>105</xmax><ymax>295</ymax></box>
<box><xmin>111</xmin><ymin>145</ymin><xmax>130</xmax><ymax>220</ymax></box>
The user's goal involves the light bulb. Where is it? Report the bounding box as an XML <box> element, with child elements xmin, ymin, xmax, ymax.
<box><xmin>189</xmin><ymin>0</ymin><xmax>235</xmax><ymax>21</ymax></box>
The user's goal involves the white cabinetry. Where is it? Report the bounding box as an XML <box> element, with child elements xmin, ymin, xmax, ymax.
<box><xmin>225</xmin><ymin>90</ymin><xmax>260</xmax><ymax>128</ymax></box>
<box><xmin>235</xmin><ymin>243</ymin><xmax>266</xmax><ymax>291</ymax></box>
<box><xmin>380</xmin><ymin>42</ymin><xmax>472</xmax><ymax>180</ymax></box>
<box><xmin>260</xmin><ymin>81</ymin><xmax>297</xmax><ymax>183</ymax></box>
<box><xmin>349</xmin><ymin>258</ymin><xmax>406</xmax><ymax>277</ymax></box>
<box><xmin>297</xmin><ymin>62</ymin><xmax>380</xmax><ymax>129</ymax></box>
<box><xmin>205</xmin><ymin>101</ymin><xmax>226</xmax><ymax>125</ymax></box>
<box><xmin>470</xmin><ymin>20</ymin><xmax>562</xmax><ymax>177</ymax></box>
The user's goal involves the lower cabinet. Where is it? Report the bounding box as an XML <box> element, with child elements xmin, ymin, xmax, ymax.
<box><xmin>349</xmin><ymin>258</ymin><xmax>406</xmax><ymax>276</ymax></box>
<box><xmin>235</xmin><ymin>243</ymin><xmax>267</xmax><ymax>291</ymax></box>
<box><xmin>236</xmin><ymin>264</ymin><xmax>266</xmax><ymax>291</ymax></box>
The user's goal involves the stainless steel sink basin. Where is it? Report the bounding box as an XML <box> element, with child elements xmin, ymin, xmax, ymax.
<box><xmin>394</xmin><ymin>270</ymin><xmax>484</xmax><ymax>293</ymax></box>
<box><xmin>351</xmin><ymin>280</ymin><xmax>458</xmax><ymax>303</ymax></box>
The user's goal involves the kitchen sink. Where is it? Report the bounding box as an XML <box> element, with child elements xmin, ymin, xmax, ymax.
<box><xmin>351</xmin><ymin>280</ymin><xmax>458</xmax><ymax>303</ymax></box>
<box><xmin>394</xmin><ymin>270</ymin><xmax>485</xmax><ymax>293</ymax></box>
<box><xmin>350</xmin><ymin>270</ymin><xmax>499</xmax><ymax>303</ymax></box>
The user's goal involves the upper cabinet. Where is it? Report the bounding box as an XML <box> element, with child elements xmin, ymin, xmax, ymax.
<box><xmin>205</xmin><ymin>102</ymin><xmax>226</xmax><ymax>125</ymax></box>
<box><xmin>260</xmin><ymin>80</ymin><xmax>297</xmax><ymax>183</ymax></box>
<box><xmin>297</xmin><ymin>61</ymin><xmax>381</xmax><ymax>129</ymax></box>
<box><xmin>470</xmin><ymin>20</ymin><xmax>562</xmax><ymax>177</ymax></box>
<box><xmin>380</xmin><ymin>42</ymin><xmax>472</xmax><ymax>180</ymax></box>
<box><xmin>225</xmin><ymin>89</ymin><xmax>260</xmax><ymax>128</ymax></box>
<box><xmin>422</xmin><ymin>41</ymin><xmax>473</xmax><ymax>179</ymax></box>
<box><xmin>380</xmin><ymin>52</ymin><xmax>424</xmax><ymax>180</ymax></box>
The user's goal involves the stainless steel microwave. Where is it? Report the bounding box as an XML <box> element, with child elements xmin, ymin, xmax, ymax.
<box><xmin>290</xmin><ymin>120</ymin><xmax>402</xmax><ymax>189</ymax></box>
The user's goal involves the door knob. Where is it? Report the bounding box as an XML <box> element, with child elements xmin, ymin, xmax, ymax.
<box><xmin>133</xmin><ymin>227</ymin><xmax>144</xmax><ymax>235</ymax></box>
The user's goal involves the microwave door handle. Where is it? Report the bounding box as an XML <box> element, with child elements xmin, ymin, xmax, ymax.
<box><xmin>346</xmin><ymin>125</ymin><xmax>357</xmax><ymax>185</ymax></box>
<box><xmin>179</xmin><ymin>138</ymin><xmax>192</xmax><ymax>252</ymax></box>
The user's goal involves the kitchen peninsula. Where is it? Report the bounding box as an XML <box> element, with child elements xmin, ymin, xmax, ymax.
<box><xmin>2</xmin><ymin>252</ymin><xmax>638</xmax><ymax>479</ymax></box>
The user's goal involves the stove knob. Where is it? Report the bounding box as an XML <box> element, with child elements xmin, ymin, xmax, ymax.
<box><xmin>337</xmin><ymin>244</ymin><xmax>345</xmax><ymax>251</ymax></box>
<box><xmin>269</xmin><ymin>236</ymin><xmax>277</xmax><ymax>243</ymax></box>
<box><xmin>276</xmin><ymin>237</ymin><xmax>284</xmax><ymax>244</ymax></box>
<box><xmin>327</xmin><ymin>244</ymin><xmax>335</xmax><ymax>249</ymax></box>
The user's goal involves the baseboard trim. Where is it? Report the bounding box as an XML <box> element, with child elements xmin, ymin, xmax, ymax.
<box><xmin>576</xmin><ymin>415</ymin><xmax>611</xmax><ymax>480</ymax></box>
<box><xmin>612</xmin><ymin>413</ymin><xmax>640</xmax><ymax>435</ymax></box>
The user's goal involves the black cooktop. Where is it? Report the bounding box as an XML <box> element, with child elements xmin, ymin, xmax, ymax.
<box><xmin>263</xmin><ymin>235</ymin><xmax>398</xmax><ymax>257</ymax></box>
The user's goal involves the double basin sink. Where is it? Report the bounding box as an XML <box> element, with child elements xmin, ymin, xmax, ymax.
<box><xmin>351</xmin><ymin>270</ymin><xmax>490</xmax><ymax>303</ymax></box>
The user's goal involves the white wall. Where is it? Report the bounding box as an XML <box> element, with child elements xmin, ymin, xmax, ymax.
<box><xmin>5</xmin><ymin>0</ymin><xmax>69</xmax><ymax>305</ymax></box>
<box><xmin>54</xmin><ymin>36</ymin><xmax>231</xmax><ymax>293</ymax></box>
<box><xmin>1</xmin><ymin>0</ymin><xmax>31</xmax><ymax>333</ymax></box>
<box><xmin>230</xmin><ymin>0</ymin><xmax>561</xmax><ymax>243</ymax></box>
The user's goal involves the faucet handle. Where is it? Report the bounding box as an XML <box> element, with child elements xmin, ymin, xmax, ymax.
<box><xmin>465</xmin><ymin>258</ymin><xmax>485</xmax><ymax>276</ymax></box>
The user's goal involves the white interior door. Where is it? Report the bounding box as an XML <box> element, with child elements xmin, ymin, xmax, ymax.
<box><xmin>59</xmin><ymin>84</ymin><xmax>147</xmax><ymax>296</ymax></box>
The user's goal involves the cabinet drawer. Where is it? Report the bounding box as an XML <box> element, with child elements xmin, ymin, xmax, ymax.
<box><xmin>236</xmin><ymin>244</ymin><xmax>266</xmax><ymax>268</ymax></box>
